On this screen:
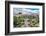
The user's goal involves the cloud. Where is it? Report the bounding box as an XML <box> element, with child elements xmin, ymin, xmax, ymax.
<box><xmin>13</xmin><ymin>8</ymin><xmax>39</xmax><ymax>15</ymax></box>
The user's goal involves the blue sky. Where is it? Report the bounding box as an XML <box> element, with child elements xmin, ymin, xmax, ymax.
<box><xmin>25</xmin><ymin>8</ymin><xmax>39</xmax><ymax>10</ymax></box>
<box><xmin>13</xmin><ymin>8</ymin><xmax>39</xmax><ymax>15</ymax></box>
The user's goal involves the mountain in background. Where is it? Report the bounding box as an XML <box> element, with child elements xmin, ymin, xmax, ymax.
<box><xmin>13</xmin><ymin>8</ymin><xmax>39</xmax><ymax>16</ymax></box>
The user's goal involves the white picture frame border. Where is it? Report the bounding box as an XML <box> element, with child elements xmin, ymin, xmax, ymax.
<box><xmin>10</xmin><ymin>4</ymin><xmax>43</xmax><ymax>32</ymax></box>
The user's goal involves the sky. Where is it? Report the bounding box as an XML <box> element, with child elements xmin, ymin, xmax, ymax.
<box><xmin>13</xmin><ymin>8</ymin><xmax>39</xmax><ymax>15</ymax></box>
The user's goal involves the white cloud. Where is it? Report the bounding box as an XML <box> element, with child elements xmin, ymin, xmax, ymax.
<box><xmin>13</xmin><ymin>8</ymin><xmax>39</xmax><ymax>15</ymax></box>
